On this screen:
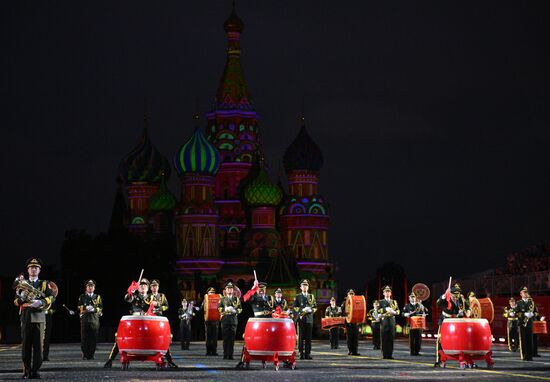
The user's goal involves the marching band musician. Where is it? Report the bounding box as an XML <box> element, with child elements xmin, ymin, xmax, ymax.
<box><xmin>271</xmin><ymin>288</ymin><xmax>288</xmax><ymax>313</ymax></box>
<box><xmin>434</xmin><ymin>283</ymin><xmax>470</xmax><ymax>367</ymax></box>
<box><xmin>325</xmin><ymin>297</ymin><xmax>342</xmax><ymax>349</ymax></box>
<box><xmin>243</xmin><ymin>280</ymin><xmax>272</xmax><ymax>318</ymax></box>
<box><xmin>368</xmin><ymin>300</ymin><xmax>381</xmax><ymax>350</ymax></box>
<box><xmin>218</xmin><ymin>282</ymin><xmax>242</xmax><ymax>360</ymax></box>
<box><xmin>503</xmin><ymin>297</ymin><xmax>519</xmax><ymax>352</ymax></box>
<box><xmin>402</xmin><ymin>292</ymin><xmax>427</xmax><ymax>356</ymax></box>
<box><xmin>13</xmin><ymin>257</ymin><xmax>56</xmax><ymax>380</ymax></box>
<box><xmin>77</xmin><ymin>279</ymin><xmax>103</xmax><ymax>360</ymax></box>
<box><xmin>149</xmin><ymin>279</ymin><xmax>169</xmax><ymax>316</ymax></box>
<box><xmin>342</xmin><ymin>290</ymin><xmax>360</xmax><ymax>355</ymax></box>
<box><xmin>293</xmin><ymin>279</ymin><xmax>317</xmax><ymax>360</ymax></box>
<box><xmin>378</xmin><ymin>285</ymin><xmax>400</xmax><ymax>359</ymax></box>
<box><xmin>516</xmin><ymin>286</ymin><xmax>537</xmax><ymax>361</ymax></box>
<box><xmin>178</xmin><ymin>298</ymin><xmax>195</xmax><ymax>350</ymax></box>
<box><xmin>202</xmin><ymin>287</ymin><xmax>219</xmax><ymax>356</ymax></box>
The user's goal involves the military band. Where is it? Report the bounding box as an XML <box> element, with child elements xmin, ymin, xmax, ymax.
<box><xmin>13</xmin><ymin>258</ymin><xmax>56</xmax><ymax>380</ymax></box>
<box><xmin>178</xmin><ymin>298</ymin><xmax>195</xmax><ymax>350</ymax></box>
<box><xmin>325</xmin><ymin>297</ymin><xmax>342</xmax><ymax>349</ymax></box>
<box><xmin>378</xmin><ymin>285</ymin><xmax>399</xmax><ymax>359</ymax></box>
<box><xmin>343</xmin><ymin>289</ymin><xmax>360</xmax><ymax>355</ymax></box>
<box><xmin>516</xmin><ymin>286</ymin><xmax>537</xmax><ymax>361</ymax></box>
<box><xmin>202</xmin><ymin>287</ymin><xmax>219</xmax><ymax>356</ymax></box>
<box><xmin>503</xmin><ymin>297</ymin><xmax>519</xmax><ymax>352</ymax></box>
<box><xmin>217</xmin><ymin>282</ymin><xmax>242</xmax><ymax>360</ymax></box>
<box><xmin>402</xmin><ymin>292</ymin><xmax>426</xmax><ymax>356</ymax></box>
<box><xmin>77</xmin><ymin>279</ymin><xmax>102</xmax><ymax>360</ymax></box>
<box><xmin>294</xmin><ymin>279</ymin><xmax>317</xmax><ymax>360</ymax></box>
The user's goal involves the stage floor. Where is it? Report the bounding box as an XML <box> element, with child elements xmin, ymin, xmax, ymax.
<box><xmin>0</xmin><ymin>339</ymin><xmax>548</xmax><ymax>381</ymax></box>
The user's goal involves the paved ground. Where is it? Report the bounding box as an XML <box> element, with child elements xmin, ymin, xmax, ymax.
<box><xmin>0</xmin><ymin>339</ymin><xmax>549</xmax><ymax>381</ymax></box>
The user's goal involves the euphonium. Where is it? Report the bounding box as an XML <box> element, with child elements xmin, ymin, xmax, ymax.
<box><xmin>13</xmin><ymin>275</ymin><xmax>52</xmax><ymax>310</ymax></box>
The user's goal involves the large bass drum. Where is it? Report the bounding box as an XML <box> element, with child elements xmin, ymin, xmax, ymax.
<box><xmin>204</xmin><ymin>294</ymin><xmax>221</xmax><ymax>321</ymax></box>
<box><xmin>345</xmin><ymin>295</ymin><xmax>367</xmax><ymax>324</ymax></box>
<box><xmin>440</xmin><ymin>318</ymin><xmax>492</xmax><ymax>356</ymax></box>
<box><xmin>116</xmin><ymin>315</ymin><xmax>171</xmax><ymax>356</ymax></box>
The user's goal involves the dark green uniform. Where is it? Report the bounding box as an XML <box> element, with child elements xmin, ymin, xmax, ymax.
<box><xmin>125</xmin><ymin>291</ymin><xmax>152</xmax><ymax>314</ymax></box>
<box><xmin>150</xmin><ymin>293</ymin><xmax>169</xmax><ymax>316</ymax></box>
<box><xmin>271</xmin><ymin>296</ymin><xmax>288</xmax><ymax>312</ymax></box>
<box><xmin>341</xmin><ymin>302</ymin><xmax>359</xmax><ymax>355</ymax></box>
<box><xmin>77</xmin><ymin>293</ymin><xmax>103</xmax><ymax>359</ymax></box>
<box><xmin>217</xmin><ymin>295</ymin><xmax>242</xmax><ymax>359</ymax></box>
<box><xmin>503</xmin><ymin>305</ymin><xmax>519</xmax><ymax>352</ymax></box>
<box><xmin>179</xmin><ymin>302</ymin><xmax>195</xmax><ymax>350</ymax></box>
<box><xmin>249</xmin><ymin>293</ymin><xmax>272</xmax><ymax>318</ymax></box>
<box><xmin>378</xmin><ymin>298</ymin><xmax>399</xmax><ymax>359</ymax></box>
<box><xmin>402</xmin><ymin>303</ymin><xmax>425</xmax><ymax>355</ymax></box>
<box><xmin>368</xmin><ymin>308</ymin><xmax>381</xmax><ymax>349</ymax></box>
<box><xmin>43</xmin><ymin>305</ymin><xmax>55</xmax><ymax>361</ymax></box>
<box><xmin>14</xmin><ymin>278</ymin><xmax>55</xmax><ymax>378</ymax></box>
<box><xmin>516</xmin><ymin>298</ymin><xmax>536</xmax><ymax>361</ymax></box>
<box><xmin>325</xmin><ymin>305</ymin><xmax>342</xmax><ymax>349</ymax></box>
<box><xmin>293</xmin><ymin>293</ymin><xmax>317</xmax><ymax>359</ymax></box>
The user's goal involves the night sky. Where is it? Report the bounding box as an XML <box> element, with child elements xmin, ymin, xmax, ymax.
<box><xmin>2</xmin><ymin>1</ymin><xmax>549</xmax><ymax>290</ymax></box>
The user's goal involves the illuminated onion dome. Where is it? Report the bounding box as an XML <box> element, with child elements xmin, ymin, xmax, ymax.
<box><xmin>244</xmin><ymin>168</ymin><xmax>283</xmax><ymax>207</ymax></box>
<box><xmin>120</xmin><ymin>126</ymin><xmax>171</xmax><ymax>184</ymax></box>
<box><xmin>149</xmin><ymin>173</ymin><xmax>177</xmax><ymax>212</ymax></box>
<box><xmin>174</xmin><ymin>126</ymin><xmax>221</xmax><ymax>175</ymax></box>
<box><xmin>283</xmin><ymin>118</ymin><xmax>324</xmax><ymax>173</ymax></box>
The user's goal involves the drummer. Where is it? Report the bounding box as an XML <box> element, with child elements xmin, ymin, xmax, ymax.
<box><xmin>243</xmin><ymin>280</ymin><xmax>272</xmax><ymax>318</ymax></box>
<box><xmin>325</xmin><ymin>297</ymin><xmax>342</xmax><ymax>349</ymax></box>
<box><xmin>202</xmin><ymin>287</ymin><xmax>219</xmax><ymax>356</ymax></box>
<box><xmin>378</xmin><ymin>285</ymin><xmax>399</xmax><ymax>359</ymax></box>
<box><xmin>402</xmin><ymin>292</ymin><xmax>427</xmax><ymax>356</ymax></box>
<box><xmin>342</xmin><ymin>290</ymin><xmax>360</xmax><ymax>356</ymax></box>
<box><xmin>434</xmin><ymin>283</ymin><xmax>470</xmax><ymax>367</ymax></box>
<box><xmin>218</xmin><ymin>282</ymin><xmax>242</xmax><ymax>360</ymax></box>
<box><xmin>148</xmin><ymin>279</ymin><xmax>178</xmax><ymax>368</ymax></box>
<box><xmin>368</xmin><ymin>300</ymin><xmax>381</xmax><ymax>350</ymax></box>
<box><xmin>503</xmin><ymin>297</ymin><xmax>519</xmax><ymax>352</ymax></box>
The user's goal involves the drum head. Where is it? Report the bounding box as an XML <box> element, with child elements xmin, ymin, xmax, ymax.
<box><xmin>411</xmin><ymin>283</ymin><xmax>430</xmax><ymax>301</ymax></box>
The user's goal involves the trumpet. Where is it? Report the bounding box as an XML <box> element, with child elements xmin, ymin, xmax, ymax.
<box><xmin>13</xmin><ymin>275</ymin><xmax>52</xmax><ymax>311</ymax></box>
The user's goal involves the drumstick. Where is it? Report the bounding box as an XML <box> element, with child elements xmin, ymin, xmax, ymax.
<box><xmin>253</xmin><ymin>270</ymin><xmax>257</xmax><ymax>282</ymax></box>
<box><xmin>137</xmin><ymin>269</ymin><xmax>144</xmax><ymax>285</ymax></box>
<box><xmin>447</xmin><ymin>276</ymin><xmax>452</xmax><ymax>292</ymax></box>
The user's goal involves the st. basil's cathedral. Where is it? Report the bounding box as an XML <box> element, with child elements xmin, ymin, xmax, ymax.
<box><xmin>117</xmin><ymin>6</ymin><xmax>335</xmax><ymax>307</ymax></box>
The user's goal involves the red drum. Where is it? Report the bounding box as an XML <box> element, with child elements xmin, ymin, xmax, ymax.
<box><xmin>409</xmin><ymin>316</ymin><xmax>426</xmax><ymax>330</ymax></box>
<box><xmin>244</xmin><ymin>318</ymin><xmax>296</xmax><ymax>357</ymax></box>
<box><xmin>322</xmin><ymin>317</ymin><xmax>346</xmax><ymax>330</ymax></box>
<box><xmin>116</xmin><ymin>315</ymin><xmax>171</xmax><ymax>356</ymax></box>
<box><xmin>204</xmin><ymin>294</ymin><xmax>221</xmax><ymax>321</ymax></box>
<box><xmin>533</xmin><ymin>321</ymin><xmax>547</xmax><ymax>334</ymax></box>
<box><xmin>440</xmin><ymin>318</ymin><xmax>492</xmax><ymax>356</ymax></box>
<box><xmin>345</xmin><ymin>295</ymin><xmax>367</xmax><ymax>324</ymax></box>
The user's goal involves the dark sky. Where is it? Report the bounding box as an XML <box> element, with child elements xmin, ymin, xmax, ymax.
<box><xmin>2</xmin><ymin>1</ymin><xmax>549</xmax><ymax>289</ymax></box>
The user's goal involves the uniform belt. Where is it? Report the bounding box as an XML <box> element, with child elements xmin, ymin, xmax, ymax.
<box><xmin>507</xmin><ymin>318</ymin><xmax>518</xmax><ymax>321</ymax></box>
<box><xmin>254</xmin><ymin>311</ymin><xmax>272</xmax><ymax>317</ymax></box>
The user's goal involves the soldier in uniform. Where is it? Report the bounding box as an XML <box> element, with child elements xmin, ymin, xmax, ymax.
<box><xmin>77</xmin><ymin>279</ymin><xmax>103</xmax><ymax>360</ymax></box>
<box><xmin>516</xmin><ymin>286</ymin><xmax>537</xmax><ymax>361</ymax></box>
<box><xmin>342</xmin><ymin>289</ymin><xmax>360</xmax><ymax>355</ymax></box>
<box><xmin>202</xmin><ymin>287</ymin><xmax>220</xmax><ymax>356</ymax></box>
<box><xmin>378</xmin><ymin>285</ymin><xmax>399</xmax><ymax>359</ymax></box>
<box><xmin>243</xmin><ymin>280</ymin><xmax>272</xmax><ymax>318</ymax></box>
<box><xmin>13</xmin><ymin>257</ymin><xmax>56</xmax><ymax>379</ymax></box>
<box><xmin>149</xmin><ymin>279</ymin><xmax>169</xmax><ymax>316</ymax></box>
<box><xmin>217</xmin><ymin>282</ymin><xmax>242</xmax><ymax>360</ymax></box>
<box><xmin>368</xmin><ymin>300</ymin><xmax>381</xmax><ymax>350</ymax></box>
<box><xmin>503</xmin><ymin>297</ymin><xmax>519</xmax><ymax>352</ymax></box>
<box><xmin>434</xmin><ymin>283</ymin><xmax>470</xmax><ymax>367</ymax></box>
<box><xmin>178</xmin><ymin>298</ymin><xmax>195</xmax><ymax>350</ymax></box>
<box><xmin>402</xmin><ymin>292</ymin><xmax>427</xmax><ymax>356</ymax></box>
<box><xmin>104</xmin><ymin>278</ymin><xmax>153</xmax><ymax>368</ymax></box>
<box><xmin>293</xmin><ymin>279</ymin><xmax>317</xmax><ymax>360</ymax></box>
<box><xmin>271</xmin><ymin>288</ymin><xmax>288</xmax><ymax>313</ymax></box>
<box><xmin>325</xmin><ymin>297</ymin><xmax>342</xmax><ymax>349</ymax></box>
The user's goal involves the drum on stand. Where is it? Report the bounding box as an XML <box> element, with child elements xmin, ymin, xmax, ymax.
<box><xmin>409</xmin><ymin>316</ymin><xmax>426</xmax><ymax>330</ymax></box>
<box><xmin>533</xmin><ymin>321</ymin><xmax>547</xmax><ymax>334</ymax></box>
<box><xmin>345</xmin><ymin>295</ymin><xmax>367</xmax><ymax>324</ymax></box>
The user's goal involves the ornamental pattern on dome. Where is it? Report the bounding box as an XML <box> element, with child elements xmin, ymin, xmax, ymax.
<box><xmin>120</xmin><ymin>127</ymin><xmax>171</xmax><ymax>184</ymax></box>
<box><xmin>280</xmin><ymin>196</ymin><xmax>328</xmax><ymax>216</ymax></box>
<box><xmin>174</xmin><ymin>127</ymin><xmax>221</xmax><ymax>175</ymax></box>
<box><xmin>283</xmin><ymin>123</ymin><xmax>324</xmax><ymax>173</ymax></box>
<box><xmin>149</xmin><ymin>174</ymin><xmax>177</xmax><ymax>212</ymax></box>
<box><xmin>244</xmin><ymin>169</ymin><xmax>283</xmax><ymax>207</ymax></box>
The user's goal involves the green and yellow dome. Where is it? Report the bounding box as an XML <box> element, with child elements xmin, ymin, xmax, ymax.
<box><xmin>244</xmin><ymin>168</ymin><xmax>283</xmax><ymax>207</ymax></box>
<box><xmin>149</xmin><ymin>173</ymin><xmax>177</xmax><ymax>212</ymax></box>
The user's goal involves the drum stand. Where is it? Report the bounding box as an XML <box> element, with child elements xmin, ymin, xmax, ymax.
<box><xmin>438</xmin><ymin>350</ymin><xmax>494</xmax><ymax>369</ymax></box>
<box><xmin>119</xmin><ymin>351</ymin><xmax>166</xmax><ymax>370</ymax></box>
<box><xmin>235</xmin><ymin>346</ymin><xmax>297</xmax><ymax>371</ymax></box>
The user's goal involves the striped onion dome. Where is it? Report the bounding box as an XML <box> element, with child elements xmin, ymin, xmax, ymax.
<box><xmin>244</xmin><ymin>168</ymin><xmax>283</xmax><ymax>207</ymax></box>
<box><xmin>149</xmin><ymin>172</ymin><xmax>177</xmax><ymax>212</ymax></box>
<box><xmin>119</xmin><ymin>126</ymin><xmax>171</xmax><ymax>184</ymax></box>
<box><xmin>174</xmin><ymin>125</ymin><xmax>221</xmax><ymax>176</ymax></box>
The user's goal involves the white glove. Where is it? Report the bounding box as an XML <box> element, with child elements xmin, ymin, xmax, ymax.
<box><xmin>541</xmin><ymin>316</ymin><xmax>545</xmax><ymax>321</ymax></box>
<box><xmin>30</xmin><ymin>300</ymin><xmax>43</xmax><ymax>308</ymax></box>
<box><xmin>525</xmin><ymin>312</ymin><xmax>534</xmax><ymax>318</ymax></box>
<box><xmin>458</xmin><ymin>310</ymin><xmax>464</xmax><ymax>317</ymax></box>
<box><xmin>509</xmin><ymin>311</ymin><xmax>515</xmax><ymax>317</ymax></box>
<box><xmin>224</xmin><ymin>306</ymin><xmax>231</xmax><ymax>312</ymax></box>
<box><xmin>441</xmin><ymin>294</ymin><xmax>446</xmax><ymax>300</ymax></box>
<box><xmin>303</xmin><ymin>307</ymin><xmax>312</xmax><ymax>313</ymax></box>
<box><xmin>385</xmin><ymin>307</ymin><xmax>391</xmax><ymax>312</ymax></box>
<box><xmin>86</xmin><ymin>305</ymin><xmax>95</xmax><ymax>312</ymax></box>
<box><xmin>404</xmin><ymin>313</ymin><xmax>410</xmax><ymax>317</ymax></box>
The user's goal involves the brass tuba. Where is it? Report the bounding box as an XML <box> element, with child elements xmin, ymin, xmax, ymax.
<box><xmin>13</xmin><ymin>275</ymin><xmax>53</xmax><ymax>310</ymax></box>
